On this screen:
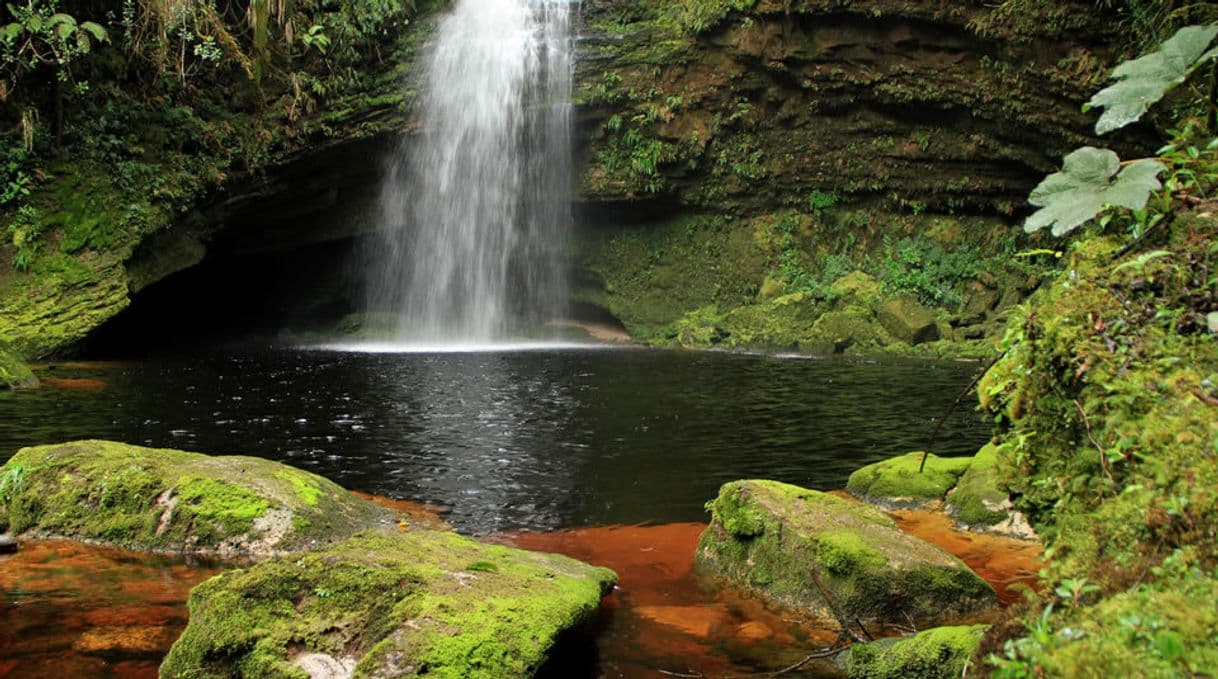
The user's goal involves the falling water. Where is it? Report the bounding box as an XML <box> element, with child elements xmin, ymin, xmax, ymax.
<box><xmin>367</xmin><ymin>0</ymin><xmax>576</xmax><ymax>343</ymax></box>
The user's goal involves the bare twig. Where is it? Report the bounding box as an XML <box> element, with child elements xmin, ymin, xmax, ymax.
<box><xmin>1074</xmin><ymin>398</ymin><xmax>1113</xmax><ymax>488</ymax></box>
<box><xmin>658</xmin><ymin>670</ymin><xmax>702</xmax><ymax>678</ymax></box>
<box><xmin>768</xmin><ymin>645</ymin><xmax>845</xmax><ymax>676</ymax></box>
<box><xmin>920</xmin><ymin>350</ymin><xmax>1008</xmax><ymax>473</ymax></box>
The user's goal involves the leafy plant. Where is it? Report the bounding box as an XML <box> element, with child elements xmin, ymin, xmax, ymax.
<box><xmin>0</xmin><ymin>1</ymin><xmax>109</xmax><ymax>98</ymax></box>
<box><xmin>1025</xmin><ymin>148</ymin><xmax>1166</xmax><ymax>236</ymax></box>
<box><xmin>1086</xmin><ymin>24</ymin><xmax>1218</xmax><ymax>135</ymax></box>
<box><xmin>1025</xmin><ymin>23</ymin><xmax>1218</xmax><ymax>237</ymax></box>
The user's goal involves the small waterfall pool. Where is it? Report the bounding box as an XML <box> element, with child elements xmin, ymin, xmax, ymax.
<box><xmin>0</xmin><ymin>347</ymin><xmax>1006</xmax><ymax>677</ymax></box>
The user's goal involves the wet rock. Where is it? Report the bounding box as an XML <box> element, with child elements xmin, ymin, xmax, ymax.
<box><xmin>696</xmin><ymin>480</ymin><xmax>996</xmax><ymax>629</ymax></box>
<box><xmin>0</xmin><ymin>440</ymin><xmax>396</xmax><ymax>558</ymax></box>
<box><xmin>0</xmin><ymin>534</ymin><xmax>17</xmax><ymax>554</ymax></box>
<box><xmin>0</xmin><ymin>349</ymin><xmax>38</xmax><ymax>390</ymax></box>
<box><xmin>829</xmin><ymin>272</ymin><xmax>882</xmax><ymax>309</ymax></box>
<box><xmin>877</xmin><ymin>296</ymin><xmax>941</xmax><ymax>345</ymax></box>
<box><xmin>807</xmin><ymin>306</ymin><xmax>892</xmax><ymax>353</ymax></box>
<box><xmin>847</xmin><ymin>452</ymin><xmax>971</xmax><ymax>509</ymax></box>
<box><xmin>161</xmin><ymin>530</ymin><xmax>617</xmax><ymax>678</ymax></box>
<box><xmin>945</xmin><ymin>444</ymin><xmax>1037</xmax><ymax>540</ymax></box>
<box><xmin>837</xmin><ymin>624</ymin><xmax>987</xmax><ymax>679</ymax></box>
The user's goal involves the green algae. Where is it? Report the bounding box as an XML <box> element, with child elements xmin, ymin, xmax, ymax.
<box><xmin>696</xmin><ymin>480</ymin><xmax>995</xmax><ymax>627</ymax></box>
<box><xmin>842</xmin><ymin>624</ymin><xmax>988</xmax><ymax>679</ymax></box>
<box><xmin>160</xmin><ymin>530</ymin><xmax>617</xmax><ymax>679</ymax></box>
<box><xmin>0</xmin><ymin>440</ymin><xmax>392</xmax><ymax>556</ymax></box>
<box><xmin>846</xmin><ymin>452</ymin><xmax>972</xmax><ymax>507</ymax></box>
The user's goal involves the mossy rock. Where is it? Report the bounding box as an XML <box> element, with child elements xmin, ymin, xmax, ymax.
<box><xmin>696</xmin><ymin>480</ymin><xmax>995</xmax><ymax>628</ymax></box>
<box><xmin>806</xmin><ymin>306</ymin><xmax>893</xmax><ymax>353</ymax></box>
<box><xmin>847</xmin><ymin>452</ymin><xmax>971</xmax><ymax>508</ymax></box>
<box><xmin>943</xmin><ymin>443</ymin><xmax>1036</xmax><ymax>539</ymax></box>
<box><xmin>839</xmin><ymin>624</ymin><xmax>987</xmax><ymax>679</ymax></box>
<box><xmin>829</xmin><ymin>271</ymin><xmax>882</xmax><ymax>309</ymax></box>
<box><xmin>0</xmin><ymin>348</ymin><xmax>38</xmax><ymax>389</ymax></box>
<box><xmin>0</xmin><ymin>440</ymin><xmax>394</xmax><ymax>557</ymax></box>
<box><xmin>160</xmin><ymin>530</ymin><xmax>617</xmax><ymax>678</ymax></box>
<box><xmin>877</xmin><ymin>296</ymin><xmax>941</xmax><ymax>345</ymax></box>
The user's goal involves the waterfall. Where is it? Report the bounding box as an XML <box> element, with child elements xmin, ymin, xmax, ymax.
<box><xmin>367</xmin><ymin>0</ymin><xmax>576</xmax><ymax>343</ymax></box>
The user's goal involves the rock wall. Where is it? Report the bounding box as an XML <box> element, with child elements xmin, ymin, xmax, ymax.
<box><xmin>569</xmin><ymin>0</ymin><xmax>1147</xmax><ymax>352</ymax></box>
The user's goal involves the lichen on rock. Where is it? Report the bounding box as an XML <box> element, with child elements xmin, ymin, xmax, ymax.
<box><xmin>160</xmin><ymin>530</ymin><xmax>617</xmax><ymax>679</ymax></box>
<box><xmin>846</xmin><ymin>452</ymin><xmax>972</xmax><ymax>508</ymax></box>
<box><xmin>0</xmin><ymin>440</ymin><xmax>395</xmax><ymax>557</ymax></box>
<box><xmin>695</xmin><ymin>480</ymin><xmax>995</xmax><ymax>629</ymax></box>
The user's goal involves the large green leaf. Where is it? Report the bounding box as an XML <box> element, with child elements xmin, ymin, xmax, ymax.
<box><xmin>1024</xmin><ymin>147</ymin><xmax>1165</xmax><ymax>236</ymax></box>
<box><xmin>1087</xmin><ymin>24</ymin><xmax>1218</xmax><ymax>135</ymax></box>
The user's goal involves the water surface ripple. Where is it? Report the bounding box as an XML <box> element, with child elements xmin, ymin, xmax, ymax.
<box><xmin>0</xmin><ymin>348</ymin><xmax>990</xmax><ymax>534</ymax></box>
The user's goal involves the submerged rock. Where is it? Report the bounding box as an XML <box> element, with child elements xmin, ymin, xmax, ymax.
<box><xmin>0</xmin><ymin>440</ymin><xmax>395</xmax><ymax>557</ymax></box>
<box><xmin>160</xmin><ymin>530</ymin><xmax>617</xmax><ymax>679</ymax></box>
<box><xmin>945</xmin><ymin>444</ymin><xmax>1037</xmax><ymax>540</ymax></box>
<box><xmin>846</xmin><ymin>452</ymin><xmax>971</xmax><ymax>508</ymax></box>
<box><xmin>0</xmin><ymin>349</ymin><xmax>38</xmax><ymax>389</ymax></box>
<box><xmin>696</xmin><ymin>480</ymin><xmax>995</xmax><ymax>628</ymax></box>
<box><xmin>838</xmin><ymin>624</ymin><xmax>987</xmax><ymax>679</ymax></box>
<box><xmin>0</xmin><ymin>534</ymin><xmax>16</xmax><ymax>554</ymax></box>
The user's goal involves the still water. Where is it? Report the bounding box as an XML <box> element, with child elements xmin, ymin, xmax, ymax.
<box><xmin>1</xmin><ymin>347</ymin><xmax>990</xmax><ymax>535</ymax></box>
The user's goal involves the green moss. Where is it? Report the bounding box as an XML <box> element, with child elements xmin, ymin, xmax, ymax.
<box><xmin>945</xmin><ymin>444</ymin><xmax>1009</xmax><ymax>526</ymax></box>
<box><xmin>274</xmin><ymin>471</ymin><xmax>322</xmax><ymax>507</ymax></box>
<box><xmin>0</xmin><ymin>440</ymin><xmax>392</xmax><ymax>556</ymax></box>
<box><xmin>847</xmin><ymin>452</ymin><xmax>972</xmax><ymax>507</ymax></box>
<box><xmin>177</xmin><ymin>477</ymin><xmax>272</xmax><ymax>535</ymax></box>
<box><xmin>0</xmin><ymin>347</ymin><xmax>37</xmax><ymax>389</ymax></box>
<box><xmin>843</xmin><ymin>624</ymin><xmax>988</xmax><ymax>679</ymax></box>
<box><xmin>876</xmin><ymin>295</ymin><xmax>942</xmax><ymax>345</ymax></box>
<box><xmin>161</xmin><ymin>530</ymin><xmax>617</xmax><ymax>679</ymax></box>
<box><xmin>697</xmin><ymin>480</ymin><xmax>995</xmax><ymax>626</ymax></box>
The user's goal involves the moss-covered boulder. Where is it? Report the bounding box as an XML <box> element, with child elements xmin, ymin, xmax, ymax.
<box><xmin>944</xmin><ymin>444</ymin><xmax>1036</xmax><ymax>540</ymax></box>
<box><xmin>846</xmin><ymin>452</ymin><xmax>971</xmax><ymax>508</ymax></box>
<box><xmin>0</xmin><ymin>440</ymin><xmax>395</xmax><ymax>557</ymax></box>
<box><xmin>161</xmin><ymin>530</ymin><xmax>617</xmax><ymax>678</ymax></box>
<box><xmin>696</xmin><ymin>480</ymin><xmax>995</xmax><ymax>628</ymax></box>
<box><xmin>839</xmin><ymin>624</ymin><xmax>987</xmax><ymax>679</ymax></box>
<box><xmin>830</xmin><ymin>272</ymin><xmax>883</xmax><ymax>308</ymax></box>
<box><xmin>877</xmin><ymin>296</ymin><xmax>941</xmax><ymax>345</ymax></box>
<box><xmin>806</xmin><ymin>306</ymin><xmax>893</xmax><ymax>353</ymax></box>
<box><xmin>0</xmin><ymin>348</ymin><xmax>38</xmax><ymax>389</ymax></box>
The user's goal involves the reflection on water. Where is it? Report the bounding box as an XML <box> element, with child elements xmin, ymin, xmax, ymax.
<box><xmin>0</xmin><ymin>541</ymin><xmax>219</xmax><ymax>678</ymax></box>
<box><xmin>0</xmin><ymin>348</ymin><xmax>990</xmax><ymax>534</ymax></box>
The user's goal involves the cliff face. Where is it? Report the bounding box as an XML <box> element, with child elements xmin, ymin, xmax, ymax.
<box><xmin>568</xmin><ymin>0</ymin><xmax>1142</xmax><ymax>352</ymax></box>
<box><xmin>573</xmin><ymin>0</ymin><xmax>1132</xmax><ymax>212</ymax></box>
<box><xmin>0</xmin><ymin>0</ymin><xmax>1136</xmax><ymax>357</ymax></box>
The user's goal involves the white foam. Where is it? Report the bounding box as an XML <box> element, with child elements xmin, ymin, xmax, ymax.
<box><xmin>301</xmin><ymin>340</ymin><xmax>631</xmax><ymax>355</ymax></box>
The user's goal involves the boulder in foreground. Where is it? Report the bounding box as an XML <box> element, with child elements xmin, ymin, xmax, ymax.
<box><xmin>161</xmin><ymin>530</ymin><xmax>617</xmax><ymax>678</ymax></box>
<box><xmin>696</xmin><ymin>480</ymin><xmax>995</xmax><ymax>627</ymax></box>
<box><xmin>0</xmin><ymin>440</ymin><xmax>395</xmax><ymax>557</ymax></box>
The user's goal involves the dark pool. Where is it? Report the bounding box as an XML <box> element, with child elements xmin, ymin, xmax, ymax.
<box><xmin>0</xmin><ymin>345</ymin><xmax>990</xmax><ymax>534</ymax></box>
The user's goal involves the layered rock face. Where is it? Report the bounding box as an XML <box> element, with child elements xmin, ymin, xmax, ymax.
<box><xmin>568</xmin><ymin>0</ymin><xmax>1136</xmax><ymax>351</ymax></box>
